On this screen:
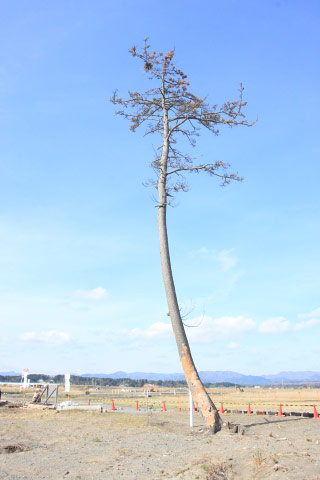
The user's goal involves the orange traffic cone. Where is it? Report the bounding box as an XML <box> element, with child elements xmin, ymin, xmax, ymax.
<box><xmin>314</xmin><ymin>405</ymin><xmax>319</xmax><ymax>419</ymax></box>
<box><xmin>278</xmin><ymin>404</ymin><xmax>283</xmax><ymax>417</ymax></box>
<box><xmin>111</xmin><ymin>399</ymin><xmax>117</xmax><ymax>411</ymax></box>
<box><xmin>248</xmin><ymin>403</ymin><xmax>253</xmax><ymax>415</ymax></box>
<box><xmin>88</xmin><ymin>399</ymin><xmax>90</xmax><ymax>406</ymax></box>
<box><xmin>220</xmin><ymin>403</ymin><xmax>225</xmax><ymax>414</ymax></box>
<box><xmin>136</xmin><ymin>400</ymin><xmax>140</xmax><ymax>411</ymax></box>
<box><xmin>162</xmin><ymin>401</ymin><xmax>167</xmax><ymax>412</ymax></box>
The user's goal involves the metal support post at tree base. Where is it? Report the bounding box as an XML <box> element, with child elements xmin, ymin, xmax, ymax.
<box><xmin>189</xmin><ymin>390</ymin><xmax>194</xmax><ymax>428</ymax></box>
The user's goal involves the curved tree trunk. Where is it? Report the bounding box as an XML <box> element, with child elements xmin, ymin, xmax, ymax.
<box><xmin>157</xmin><ymin>102</ymin><xmax>222</xmax><ymax>433</ymax></box>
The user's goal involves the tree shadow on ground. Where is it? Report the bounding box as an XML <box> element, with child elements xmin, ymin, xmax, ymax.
<box><xmin>244</xmin><ymin>416</ymin><xmax>308</xmax><ymax>429</ymax></box>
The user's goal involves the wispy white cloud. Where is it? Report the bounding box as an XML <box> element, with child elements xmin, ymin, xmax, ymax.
<box><xmin>259</xmin><ymin>317</ymin><xmax>291</xmax><ymax>334</ymax></box>
<box><xmin>195</xmin><ymin>248</ymin><xmax>238</xmax><ymax>271</ymax></box>
<box><xmin>126</xmin><ymin>322</ymin><xmax>172</xmax><ymax>340</ymax></box>
<box><xmin>122</xmin><ymin>311</ymin><xmax>319</xmax><ymax>345</ymax></box>
<box><xmin>20</xmin><ymin>330</ymin><xmax>71</xmax><ymax>344</ymax></box>
<box><xmin>185</xmin><ymin>315</ymin><xmax>256</xmax><ymax>343</ymax></box>
<box><xmin>259</xmin><ymin>316</ymin><xmax>320</xmax><ymax>334</ymax></box>
<box><xmin>217</xmin><ymin>249</ymin><xmax>238</xmax><ymax>271</ymax></box>
<box><xmin>294</xmin><ymin>318</ymin><xmax>320</xmax><ymax>330</ymax></box>
<box><xmin>74</xmin><ymin>286</ymin><xmax>108</xmax><ymax>301</ymax></box>
<box><xmin>298</xmin><ymin>307</ymin><xmax>320</xmax><ymax>319</ymax></box>
<box><xmin>121</xmin><ymin>315</ymin><xmax>255</xmax><ymax>344</ymax></box>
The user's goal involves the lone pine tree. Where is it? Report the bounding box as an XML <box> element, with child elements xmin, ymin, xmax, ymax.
<box><xmin>112</xmin><ymin>39</ymin><xmax>253</xmax><ymax>433</ymax></box>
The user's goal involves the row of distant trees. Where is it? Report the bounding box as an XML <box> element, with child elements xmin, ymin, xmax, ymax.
<box><xmin>2</xmin><ymin>374</ymin><xmax>319</xmax><ymax>389</ymax></box>
<box><xmin>1</xmin><ymin>374</ymin><xmax>320</xmax><ymax>389</ymax></box>
<box><xmin>0</xmin><ymin>374</ymin><xmax>236</xmax><ymax>388</ymax></box>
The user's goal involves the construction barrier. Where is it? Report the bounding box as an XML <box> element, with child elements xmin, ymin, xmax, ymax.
<box><xmin>80</xmin><ymin>397</ymin><xmax>320</xmax><ymax>418</ymax></box>
<box><xmin>67</xmin><ymin>398</ymin><xmax>320</xmax><ymax>418</ymax></box>
<box><xmin>278</xmin><ymin>403</ymin><xmax>283</xmax><ymax>417</ymax></box>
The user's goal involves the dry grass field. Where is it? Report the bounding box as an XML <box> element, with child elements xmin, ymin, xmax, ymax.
<box><xmin>1</xmin><ymin>384</ymin><xmax>320</xmax><ymax>479</ymax></box>
<box><xmin>2</xmin><ymin>384</ymin><xmax>320</xmax><ymax>413</ymax></box>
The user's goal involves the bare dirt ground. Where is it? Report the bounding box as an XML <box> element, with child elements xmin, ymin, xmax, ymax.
<box><xmin>1</xmin><ymin>405</ymin><xmax>320</xmax><ymax>480</ymax></box>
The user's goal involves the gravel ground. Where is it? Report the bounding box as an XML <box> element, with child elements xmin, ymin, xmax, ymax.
<box><xmin>1</xmin><ymin>405</ymin><xmax>320</xmax><ymax>479</ymax></box>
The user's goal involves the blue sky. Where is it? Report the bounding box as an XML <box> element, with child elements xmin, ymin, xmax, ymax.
<box><xmin>0</xmin><ymin>0</ymin><xmax>319</xmax><ymax>376</ymax></box>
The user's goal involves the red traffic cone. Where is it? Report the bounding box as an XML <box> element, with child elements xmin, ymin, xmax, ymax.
<box><xmin>136</xmin><ymin>400</ymin><xmax>140</xmax><ymax>411</ymax></box>
<box><xmin>88</xmin><ymin>399</ymin><xmax>90</xmax><ymax>406</ymax></box>
<box><xmin>162</xmin><ymin>401</ymin><xmax>167</xmax><ymax>412</ymax></box>
<box><xmin>111</xmin><ymin>399</ymin><xmax>117</xmax><ymax>411</ymax></box>
<box><xmin>248</xmin><ymin>403</ymin><xmax>253</xmax><ymax>415</ymax></box>
<box><xmin>314</xmin><ymin>405</ymin><xmax>319</xmax><ymax>419</ymax></box>
<box><xmin>278</xmin><ymin>404</ymin><xmax>283</xmax><ymax>417</ymax></box>
<box><xmin>220</xmin><ymin>403</ymin><xmax>225</xmax><ymax>414</ymax></box>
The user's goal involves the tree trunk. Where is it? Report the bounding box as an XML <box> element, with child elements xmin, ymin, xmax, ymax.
<box><xmin>157</xmin><ymin>102</ymin><xmax>222</xmax><ymax>433</ymax></box>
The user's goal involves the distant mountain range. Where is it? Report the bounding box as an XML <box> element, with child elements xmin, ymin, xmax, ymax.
<box><xmin>262</xmin><ymin>371</ymin><xmax>320</xmax><ymax>383</ymax></box>
<box><xmin>2</xmin><ymin>370</ymin><xmax>320</xmax><ymax>385</ymax></box>
<box><xmin>80</xmin><ymin>370</ymin><xmax>320</xmax><ymax>385</ymax></box>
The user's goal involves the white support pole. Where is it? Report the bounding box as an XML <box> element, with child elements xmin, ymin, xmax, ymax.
<box><xmin>189</xmin><ymin>390</ymin><xmax>194</xmax><ymax>428</ymax></box>
<box><xmin>65</xmin><ymin>373</ymin><xmax>70</xmax><ymax>393</ymax></box>
<box><xmin>23</xmin><ymin>368</ymin><xmax>29</xmax><ymax>390</ymax></box>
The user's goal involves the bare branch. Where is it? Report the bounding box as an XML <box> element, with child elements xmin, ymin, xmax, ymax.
<box><xmin>111</xmin><ymin>39</ymin><xmax>254</xmax><ymax>199</ymax></box>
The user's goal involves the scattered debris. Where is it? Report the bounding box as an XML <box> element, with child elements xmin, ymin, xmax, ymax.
<box><xmin>58</xmin><ymin>401</ymin><xmax>79</xmax><ymax>409</ymax></box>
<box><xmin>0</xmin><ymin>444</ymin><xmax>31</xmax><ymax>454</ymax></box>
<box><xmin>225</xmin><ymin>421</ymin><xmax>245</xmax><ymax>435</ymax></box>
